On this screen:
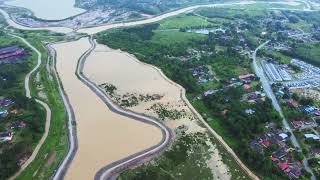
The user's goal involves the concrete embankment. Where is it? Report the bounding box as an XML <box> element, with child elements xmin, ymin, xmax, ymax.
<box><xmin>84</xmin><ymin>42</ymin><xmax>260</xmax><ymax>180</ymax></box>
<box><xmin>0</xmin><ymin>9</ymin><xmax>73</xmax><ymax>33</ymax></box>
<box><xmin>52</xmin><ymin>37</ymin><xmax>164</xmax><ymax>180</ymax></box>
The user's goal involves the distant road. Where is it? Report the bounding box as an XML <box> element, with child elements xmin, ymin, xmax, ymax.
<box><xmin>0</xmin><ymin>9</ymin><xmax>73</xmax><ymax>34</ymax></box>
<box><xmin>8</xmin><ymin>34</ymin><xmax>52</xmax><ymax>180</ymax></box>
<box><xmin>0</xmin><ymin>0</ymin><xmax>315</xmax><ymax>179</ymax></box>
<box><xmin>1</xmin><ymin>0</ymin><xmax>314</xmax><ymax>35</ymax></box>
<box><xmin>252</xmin><ymin>41</ymin><xmax>315</xmax><ymax>180</ymax></box>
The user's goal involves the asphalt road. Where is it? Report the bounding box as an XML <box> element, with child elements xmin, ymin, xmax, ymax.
<box><xmin>8</xmin><ymin>34</ymin><xmax>52</xmax><ymax>180</ymax></box>
<box><xmin>253</xmin><ymin>41</ymin><xmax>315</xmax><ymax>180</ymax></box>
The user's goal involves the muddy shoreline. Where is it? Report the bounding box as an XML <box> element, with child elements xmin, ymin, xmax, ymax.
<box><xmin>77</xmin><ymin>38</ymin><xmax>173</xmax><ymax>180</ymax></box>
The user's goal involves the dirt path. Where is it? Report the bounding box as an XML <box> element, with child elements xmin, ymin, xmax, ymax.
<box><xmin>8</xmin><ymin>34</ymin><xmax>52</xmax><ymax>180</ymax></box>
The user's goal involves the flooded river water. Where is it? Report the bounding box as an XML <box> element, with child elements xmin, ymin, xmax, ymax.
<box><xmin>5</xmin><ymin>0</ymin><xmax>85</xmax><ymax>20</ymax></box>
<box><xmin>53</xmin><ymin>37</ymin><xmax>162</xmax><ymax>179</ymax></box>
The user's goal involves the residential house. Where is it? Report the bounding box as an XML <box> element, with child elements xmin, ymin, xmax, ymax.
<box><xmin>288</xmin><ymin>99</ymin><xmax>299</xmax><ymax>108</ymax></box>
<box><xmin>245</xmin><ymin>108</ymin><xmax>255</xmax><ymax>115</ymax></box>
<box><xmin>0</xmin><ymin>46</ymin><xmax>24</xmax><ymax>59</ymax></box>
<box><xmin>0</xmin><ymin>132</ymin><xmax>13</xmax><ymax>141</ymax></box>
<box><xmin>304</xmin><ymin>134</ymin><xmax>319</xmax><ymax>140</ymax></box>
<box><xmin>288</xmin><ymin>167</ymin><xmax>302</xmax><ymax>179</ymax></box>
<box><xmin>11</xmin><ymin>121</ymin><xmax>26</xmax><ymax>129</ymax></box>
<box><xmin>304</xmin><ymin>106</ymin><xmax>316</xmax><ymax>113</ymax></box>
<box><xmin>239</xmin><ymin>73</ymin><xmax>256</xmax><ymax>81</ymax></box>
<box><xmin>204</xmin><ymin>90</ymin><xmax>215</xmax><ymax>97</ymax></box>
<box><xmin>0</xmin><ymin>98</ymin><xmax>14</xmax><ymax>107</ymax></box>
<box><xmin>292</xmin><ymin>120</ymin><xmax>304</xmax><ymax>129</ymax></box>
<box><xmin>0</xmin><ymin>109</ymin><xmax>8</xmax><ymax>118</ymax></box>
<box><xmin>278</xmin><ymin>133</ymin><xmax>288</xmax><ymax>141</ymax></box>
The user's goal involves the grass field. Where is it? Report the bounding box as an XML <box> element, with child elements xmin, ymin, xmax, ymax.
<box><xmin>227</xmin><ymin>2</ymin><xmax>306</xmax><ymax>10</ymax></box>
<box><xmin>152</xmin><ymin>31</ymin><xmax>206</xmax><ymax>45</ymax></box>
<box><xmin>159</xmin><ymin>14</ymin><xmax>212</xmax><ymax>29</ymax></box>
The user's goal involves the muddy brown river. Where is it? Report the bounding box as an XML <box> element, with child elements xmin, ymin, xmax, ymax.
<box><xmin>53</xmin><ymin>37</ymin><xmax>162</xmax><ymax>179</ymax></box>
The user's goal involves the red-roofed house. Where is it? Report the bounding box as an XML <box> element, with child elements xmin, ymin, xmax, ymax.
<box><xmin>10</xmin><ymin>109</ymin><xmax>18</xmax><ymax>114</ymax></box>
<box><xmin>271</xmin><ymin>156</ymin><xmax>278</xmax><ymax>162</ymax></box>
<box><xmin>243</xmin><ymin>84</ymin><xmax>251</xmax><ymax>90</ymax></box>
<box><xmin>262</xmin><ymin>140</ymin><xmax>271</xmax><ymax>148</ymax></box>
<box><xmin>288</xmin><ymin>99</ymin><xmax>299</xmax><ymax>108</ymax></box>
<box><xmin>292</xmin><ymin>120</ymin><xmax>304</xmax><ymax>129</ymax></box>
<box><xmin>289</xmin><ymin>167</ymin><xmax>302</xmax><ymax>178</ymax></box>
<box><xmin>277</xmin><ymin>161</ymin><xmax>289</xmax><ymax>171</ymax></box>
<box><xmin>239</xmin><ymin>73</ymin><xmax>255</xmax><ymax>80</ymax></box>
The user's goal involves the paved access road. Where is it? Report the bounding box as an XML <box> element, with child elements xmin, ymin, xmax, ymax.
<box><xmin>8</xmin><ymin>34</ymin><xmax>52</xmax><ymax>180</ymax></box>
<box><xmin>253</xmin><ymin>41</ymin><xmax>315</xmax><ymax>180</ymax></box>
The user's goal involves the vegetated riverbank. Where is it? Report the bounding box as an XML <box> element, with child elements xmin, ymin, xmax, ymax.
<box><xmin>52</xmin><ymin>37</ymin><xmax>164</xmax><ymax>180</ymax></box>
<box><xmin>0</xmin><ymin>13</ymin><xmax>72</xmax><ymax>179</ymax></box>
<box><xmin>0</xmin><ymin>31</ymin><xmax>48</xmax><ymax>179</ymax></box>
<box><xmin>93</xmin><ymin>6</ymin><xmax>293</xmax><ymax>178</ymax></box>
<box><xmin>83</xmin><ymin>41</ymin><xmax>252</xmax><ymax>179</ymax></box>
<box><xmin>0</xmin><ymin>0</ymin><xmax>312</xmax><ymax>179</ymax></box>
<box><xmin>13</xmin><ymin>31</ymin><xmax>70</xmax><ymax>180</ymax></box>
<box><xmin>0</xmin><ymin>0</ymin><xmax>307</xmax><ymax>35</ymax></box>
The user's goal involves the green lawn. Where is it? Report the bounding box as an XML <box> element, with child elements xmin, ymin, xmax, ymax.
<box><xmin>159</xmin><ymin>15</ymin><xmax>212</xmax><ymax>29</ymax></box>
<box><xmin>151</xmin><ymin>31</ymin><xmax>206</xmax><ymax>45</ymax></box>
<box><xmin>227</xmin><ymin>2</ymin><xmax>306</xmax><ymax>11</ymax></box>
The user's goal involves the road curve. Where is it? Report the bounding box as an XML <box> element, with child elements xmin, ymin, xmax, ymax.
<box><xmin>7</xmin><ymin>34</ymin><xmax>52</xmax><ymax>180</ymax></box>
<box><xmin>0</xmin><ymin>9</ymin><xmax>73</xmax><ymax>34</ymax></box>
<box><xmin>1</xmin><ymin>1</ymin><xmax>311</xmax><ymax>35</ymax></box>
<box><xmin>77</xmin><ymin>38</ymin><xmax>172</xmax><ymax>180</ymax></box>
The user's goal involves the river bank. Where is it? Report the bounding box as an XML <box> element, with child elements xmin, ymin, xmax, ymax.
<box><xmin>6</xmin><ymin>34</ymin><xmax>52</xmax><ymax>180</ymax></box>
<box><xmin>83</xmin><ymin>43</ymin><xmax>257</xmax><ymax>179</ymax></box>
<box><xmin>4</xmin><ymin>0</ymin><xmax>85</xmax><ymax>20</ymax></box>
<box><xmin>1</xmin><ymin>0</ymin><xmax>309</xmax><ymax>35</ymax></box>
<box><xmin>52</xmin><ymin>37</ymin><xmax>164</xmax><ymax>179</ymax></box>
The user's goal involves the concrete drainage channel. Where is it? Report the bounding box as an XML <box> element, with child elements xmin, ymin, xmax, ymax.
<box><xmin>46</xmin><ymin>42</ymin><xmax>79</xmax><ymax>180</ymax></box>
<box><xmin>51</xmin><ymin>36</ymin><xmax>173</xmax><ymax>180</ymax></box>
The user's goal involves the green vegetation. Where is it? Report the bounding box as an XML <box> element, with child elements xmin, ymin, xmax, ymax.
<box><xmin>100</xmin><ymin>83</ymin><xmax>163</xmax><ymax>108</ymax></box>
<box><xmin>120</xmin><ymin>132</ymin><xmax>214</xmax><ymax>180</ymax></box>
<box><xmin>0</xmin><ymin>29</ymin><xmax>70</xmax><ymax>179</ymax></box>
<box><xmin>286</xmin><ymin>42</ymin><xmax>320</xmax><ymax>66</ymax></box>
<box><xmin>16</xmin><ymin>31</ymin><xmax>68</xmax><ymax>180</ymax></box>
<box><xmin>96</xmin><ymin>7</ymin><xmax>288</xmax><ymax>178</ymax></box>
<box><xmin>147</xmin><ymin>103</ymin><xmax>187</xmax><ymax>121</ymax></box>
<box><xmin>0</xmin><ymin>33</ymin><xmax>46</xmax><ymax>179</ymax></box>
<box><xmin>77</xmin><ymin>0</ymin><xmax>223</xmax><ymax>14</ymax></box>
<box><xmin>159</xmin><ymin>14</ymin><xmax>211</xmax><ymax>29</ymax></box>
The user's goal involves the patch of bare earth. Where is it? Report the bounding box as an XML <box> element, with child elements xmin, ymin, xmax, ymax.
<box><xmin>84</xmin><ymin>43</ymin><xmax>231</xmax><ymax>179</ymax></box>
